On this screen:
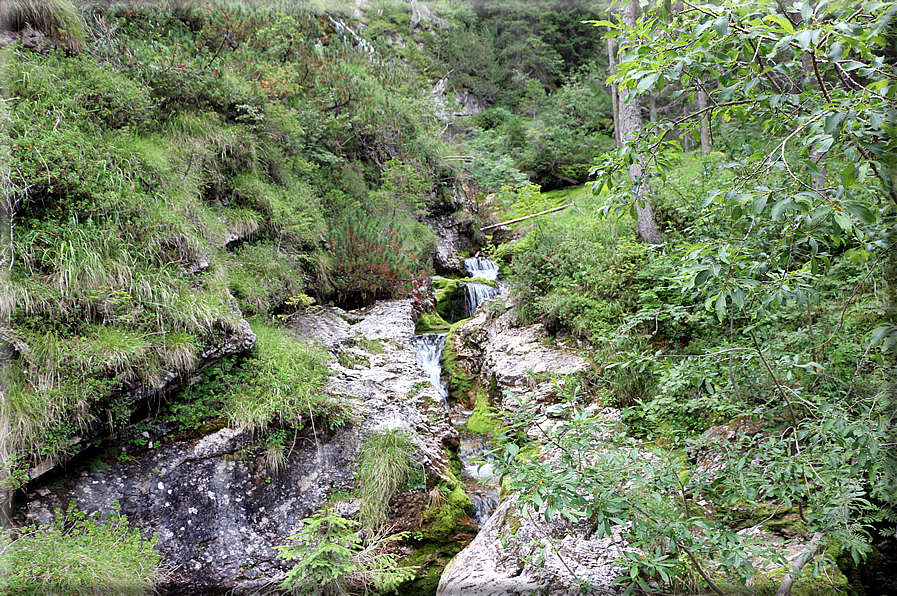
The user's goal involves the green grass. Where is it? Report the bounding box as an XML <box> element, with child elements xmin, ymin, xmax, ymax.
<box><xmin>0</xmin><ymin>501</ymin><xmax>161</xmax><ymax>596</ymax></box>
<box><xmin>356</xmin><ymin>429</ymin><xmax>421</xmax><ymax>530</ymax></box>
<box><xmin>223</xmin><ymin>323</ymin><xmax>332</xmax><ymax>433</ymax></box>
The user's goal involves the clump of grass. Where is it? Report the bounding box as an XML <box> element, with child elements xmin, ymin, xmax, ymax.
<box><xmin>356</xmin><ymin>429</ymin><xmax>420</xmax><ymax>530</ymax></box>
<box><xmin>1</xmin><ymin>500</ymin><xmax>161</xmax><ymax>596</ymax></box>
<box><xmin>261</xmin><ymin>428</ymin><xmax>290</xmax><ymax>475</ymax></box>
<box><xmin>224</xmin><ymin>323</ymin><xmax>331</xmax><ymax>434</ymax></box>
<box><xmin>155</xmin><ymin>330</ymin><xmax>199</xmax><ymax>373</ymax></box>
<box><xmin>0</xmin><ymin>0</ymin><xmax>85</xmax><ymax>52</ymax></box>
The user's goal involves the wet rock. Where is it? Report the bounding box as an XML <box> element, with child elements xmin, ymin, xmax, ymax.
<box><xmin>437</xmin><ymin>498</ymin><xmax>624</xmax><ymax>596</ymax></box>
<box><xmin>430</xmin><ymin>215</ymin><xmax>481</xmax><ymax>276</ymax></box>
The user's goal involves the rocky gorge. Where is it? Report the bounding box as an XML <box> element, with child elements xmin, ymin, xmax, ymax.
<box><xmin>19</xmin><ymin>240</ymin><xmax>631</xmax><ymax>595</ymax></box>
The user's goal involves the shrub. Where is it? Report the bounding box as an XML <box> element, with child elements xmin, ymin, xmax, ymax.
<box><xmin>276</xmin><ymin>509</ymin><xmax>417</xmax><ymax>596</ymax></box>
<box><xmin>326</xmin><ymin>211</ymin><xmax>428</xmax><ymax>307</ymax></box>
<box><xmin>0</xmin><ymin>500</ymin><xmax>161</xmax><ymax>596</ymax></box>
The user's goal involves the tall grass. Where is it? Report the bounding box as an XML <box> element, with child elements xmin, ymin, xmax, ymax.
<box><xmin>0</xmin><ymin>0</ymin><xmax>85</xmax><ymax>52</ymax></box>
<box><xmin>223</xmin><ymin>323</ymin><xmax>331</xmax><ymax>433</ymax></box>
<box><xmin>356</xmin><ymin>429</ymin><xmax>420</xmax><ymax>530</ymax></box>
<box><xmin>1</xmin><ymin>501</ymin><xmax>161</xmax><ymax>596</ymax></box>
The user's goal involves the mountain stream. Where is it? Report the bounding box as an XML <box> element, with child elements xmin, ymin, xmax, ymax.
<box><xmin>413</xmin><ymin>257</ymin><xmax>502</xmax><ymax>525</ymax></box>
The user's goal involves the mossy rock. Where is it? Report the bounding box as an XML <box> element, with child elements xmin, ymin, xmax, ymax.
<box><xmin>396</xmin><ymin>467</ymin><xmax>476</xmax><ymax>596</ymax></box>
<box><xmin>464</xmin><ymin>388</ymin><xmax>498</xmax><ymax>435</ymax></box>
<box><xmin>442</xmin><ymin>322</ymin><xmax>477</xmax><ymax>402</ymax></box>
<box><xmin>745</xmin><ymin>561</ymin><xmax>856</xmax><ymax>596</ymax></box>
<box><xmin>422</xmin><ymin>483</ymin><xmax>473</xmax><ymax>543</ymax></box>
<box><xmin>416</xmin><ymin>312</ymin><xmax>450</xmax><ymax>334</ymax></box>
<box><xmin>433</xmin><ymin>279</ymin><xmax>469</xmax><ymax>323</ymax></box>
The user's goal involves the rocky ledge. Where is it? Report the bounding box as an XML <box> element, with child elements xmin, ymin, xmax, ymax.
<box><xmin>26</xmin><ymin>300</ymin><xmax>459</xmax><ymax>595</ymax></box>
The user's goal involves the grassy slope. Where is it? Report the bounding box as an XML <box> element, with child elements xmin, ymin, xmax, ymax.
<box><xmin>0</xmin><ymin>0</ymin><xmax>454</xmax><ymax>485</ymax></box>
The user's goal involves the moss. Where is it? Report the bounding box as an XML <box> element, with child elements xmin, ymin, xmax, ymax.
<box><xmin>745</xmin><ymin>561</ymin><xmax>855</xmax><ymax>596</ymax></box>
<box><xmin>398</xmin><ymin>539</ymin><xmax>466</xmax><ymax>596</ymax></box>
<box><xmin>442</xmin><ymin>322</ymin><xmax>477</xmax><ymax>403</ymax></box>
<box><xmin>415</xmin><ymin>312</ymin><xmax>451</xmax><ymax>333</ymax></box>
<box><xmin>434</xmin><ymin>278</ymin><xmax>468</xmax><ymax>322</ymax></box>
<box><xmin>464</xmin><ymin>388</ymin><xmax>498</xmax><ymax>435</ymax></box>
<box><xmin>422</xmin><ymin>483</ymin><xmax>473</xmax><ymax>543</ymax></box>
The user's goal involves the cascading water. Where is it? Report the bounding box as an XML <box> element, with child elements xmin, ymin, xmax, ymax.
<box><xmin>410</xmin><ymin>255</ymin><xmax>504</xmax><ymax>527</ymax></box>
<box><xmin>465</xmin><ymin>283</ymin><xmax>498</xmax><ymax>318</ymax></box>
<box><xmin>458</xmin><ymin>432</ymin><xmax>500</xmax><ymax>525</ymax></box>
<box><xmin>463</xmin><ymin>257</ymin><xmax>501</xmax><ymax>317</ymax></box>
<box><xmin>464</xmin><ymin>257</ymin><xmax>500</xmax><ymax>281</ymax></box>
<box><xmin>412</xmin><ymin>334</ymin><xmax>449</xmax><ymax>408</ymax></box>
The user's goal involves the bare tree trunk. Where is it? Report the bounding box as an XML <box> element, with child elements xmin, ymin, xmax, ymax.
<box><xmin>697</xmin><ymin>87</ymin><xmax>711</xmax><ymax>155</ymax></box>
<box><xmin>649</xmin><ymin>92</ymin><xmax>658</xmax><ymax>124</ymax></box>
<box><xmin>775</xmin><ymin>533</ymin><xmax>825</xmax><ymax>596</ymax></box>
<box><xmin>607</xmin><ymin>36</ymin><xmax>621</xmax><ymax>147</ymax></box>
<box><xmin>619</xmin><ymin>0</ymin><xmax>663</xmax><ymax>245</ymax></box>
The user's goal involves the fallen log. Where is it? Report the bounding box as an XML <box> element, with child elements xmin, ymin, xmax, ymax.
<box><xmin>481</xmin><ymin>202</ymin><xmax>574</xmax><ymax>231</ymax></box>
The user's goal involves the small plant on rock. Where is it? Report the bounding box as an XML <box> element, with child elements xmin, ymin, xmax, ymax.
<box><xmin>276</xmin><ymin>509</ymin><xmax>417</xmax><ymax>596</ymax></box>
<box><xmin>356</xmin><ymin>429</ymin><xmax>420</xmax><ymax>531</ymax></box>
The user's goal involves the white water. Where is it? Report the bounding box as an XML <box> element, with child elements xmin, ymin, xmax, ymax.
<box><xmin>411</xmin><ymin>336</ymin><xmax>500</xmax><ymax>526</ymax></box>
<box><xmin>463</xmin><ymin>257</ymin><xmax>501</xmax><ymax>317</ymax></box>
<box><xmin>458</xmin><ymin>433</ymin><xmax>500</xmax><ymax>525</ymax></box>
<box><xmin>465</xmin><ymin>283</ymin><xmax>499</xmax><ymax>318</ymax></box>
<box><xmin>412</xmin><ymin>334</ymin><xmax>449</xmax><ymax>408</ymax></box>
<box><xmin>464</xmin><ymin>257</ymin><xmax>500</xmax><ymax>281</ymax></box>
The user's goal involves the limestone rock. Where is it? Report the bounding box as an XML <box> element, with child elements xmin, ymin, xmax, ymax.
<box><xmin>450</xmin><ymin>294</ymin><xmax>590</xmax><ymax>414</ymax></box>
<box><xmin>437</xmin><ymin>498</ymin><xmax>624</xmax><ymax>596</ymax></box>
<box><xmin>26</xmin><ymin>300</ymin><xmax>457</xmax><ymax>593</ymax></box>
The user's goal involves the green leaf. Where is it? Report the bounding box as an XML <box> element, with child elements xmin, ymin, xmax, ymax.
<box><xmin>771</xmin><ymin>199</ymin><xmax>792</xmax><ymax>220</ymax></box>
<box><xmin>869</xmin><ymin>325</ymin><xmax>894</xmax><ymax>347</ymax></box>
<box><xmin>834</xmin><ymin>211</ymin><xmax>853</xmax><ymax>233</ymax></box>
<box><xmin>715</xmin><ymin>292</ymin><xmax>727</xmax><ymax>321</ymax></box>
<box><xmin>841</xmin><ymin>162</ymin><xmax>856</xmax><ymax>187</ymax></box>
<box><xmin>826</xmin><ymin>42</ymin><xmax>843</xmax><ymax>62</ymax></box>
<box><xmin>845</xmin><ymin>202</ymin><xmax>876</xmax><ymax>224</ymax></box>
<box><xmin>713</xmin><ymin>15</ymin><xmax>730</xmax><ymax>36</ymax></box>
<box><xmin>635</xmin><ymin>73</ymin><xmax>659</xmax><ymax>94</ymax></box>
<box><xmin>752</xmin><ymin>194</ymin><xmax>768</xmax><ymax>214</ymax></box>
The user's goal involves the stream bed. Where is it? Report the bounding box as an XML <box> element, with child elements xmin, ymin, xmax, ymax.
<box><xmin>413</xmin><ymin>257</ymin><xmax>503</xmax><ymax>527</ymax></box>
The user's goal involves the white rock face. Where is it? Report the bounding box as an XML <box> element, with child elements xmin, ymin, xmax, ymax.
<box><xmin>450</xmin><ymin>294</ymin><xmax>591</xmax><ymax>413</ymax></box>
<box><xmin>437</xmin><ymin>498</ymin><xmax>625</xmax><ymax>596</ymax></box>
<box><xmin>442</xmin><ymin>295</ymin><xmax>626</xmax><ymax>595</ymax></box>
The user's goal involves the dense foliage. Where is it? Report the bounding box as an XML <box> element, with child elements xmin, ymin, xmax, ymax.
<box><xmin>494</xmin><ymin>0</ymin><xmax>896</xmax><ymax>593</ymax></box>
<box><xmin>0</xmin><ymin>500</ymin><xmax>161</xmax><ymax>595</ymax></box>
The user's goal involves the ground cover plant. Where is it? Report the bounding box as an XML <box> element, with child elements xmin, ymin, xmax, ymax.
<box><xmin>0</xmin><ymin>500</ymin><xmax>161</xmax><ymax>596</ymax></box>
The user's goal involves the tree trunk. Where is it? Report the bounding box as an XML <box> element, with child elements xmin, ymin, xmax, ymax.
<box><xmin>775</xmin><ymin>533</ymin><xmax>825</xmax><ymax>596</ymax></box>
<box><xmin>697</xmin><ymin>87</ymin><xmax>711</xmax><ymax>155</ymax></box>
<box><xmin>619</xmin><ymin>0</ymin><xmax>663</xmax><ymax>245</ymax></box>
<box><xmin>607</xmin><ymin>36</ymin><xmax>621</xmax><ymax>147</ymax></box>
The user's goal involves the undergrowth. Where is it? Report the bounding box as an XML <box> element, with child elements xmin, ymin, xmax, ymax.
<box><xmin>0</xmin><ymin>500</ymin><xmax>161</xmax><ymax>596</ymax></box>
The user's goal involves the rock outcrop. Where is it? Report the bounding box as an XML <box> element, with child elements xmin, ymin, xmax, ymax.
<box><xmin>437</xmin><ymin>498</ymin><xmax>625</xmax><ymax>596</ymax></box>
<box><xmin>26</xmin><ymin>300</ymin><xmax>459</xmax><ymax>594</ymax></box>
<box><xmin>440</xmin><ymin>294</ymin><xmax>626</xmax><ymax>595</ymax></box>
<box><xmin>430</xmin><ymin>214</ymin><xmax>483</xmax><ymax>276</ymax></box>
<box><xmin>448</xmin><ymin>293</ymin><xmax>590</xmax><ymax>412</ymax></box>
<box><xmin>27</xmin><ymin>319</ymin><xmax>258</xmax><ymax>481</ymax></box>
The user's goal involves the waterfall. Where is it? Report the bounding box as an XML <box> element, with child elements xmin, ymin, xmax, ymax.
<box><xmin>411</xmin><ymin>334</ymin><xmax>500</xmax><ymax>526</ymax></box>
<box><xmin>412</xmin><ymin>334</ymin><xmax>449</xmax><ymax>408</ymax></box>
<box><xmin>463</xmin><ymin>257</ymin><xmax>500</xmax><ymax>317</ymax></box>
<box><xmin>465</xmin><ymin>283</ymin><xmax>498</xmax><ymax>318</ymax></box>
<box><xmin>464</xmin><ymin>257</ymin><xmax>500</xmax><ymax>281</ymax></box>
